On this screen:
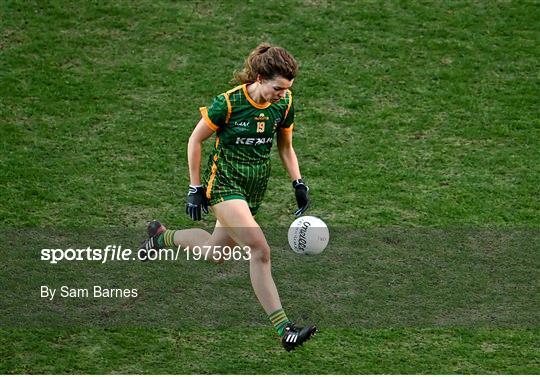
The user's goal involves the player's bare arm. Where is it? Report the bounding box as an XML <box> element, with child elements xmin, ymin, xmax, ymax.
<box><xmin>277</xmin><ymin>128</ymin><xmax>310</xmax><ymax>216</ymax></box>
<box><xmin>277</xmin><ymin>127</ymin><xmax>302</xmax><ymax>181</ymax></box>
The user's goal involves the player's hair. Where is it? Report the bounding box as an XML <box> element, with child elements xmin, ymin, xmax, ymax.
<box><xmin>233</xmin><ymin>43</ymin><xmax>298</xmax><ymax>84</ymax></box>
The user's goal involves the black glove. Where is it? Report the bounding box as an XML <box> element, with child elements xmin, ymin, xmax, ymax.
<box><xmin>292</xmin><ymin>178</ymin><xmax>310</xmax><ymax>217</ymax></box>
<box><xmin>186</xmin><ymin>185</ymin><xmax>208</xmax><ymax>221</ymax></box>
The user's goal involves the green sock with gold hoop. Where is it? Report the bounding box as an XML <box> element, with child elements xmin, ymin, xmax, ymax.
<box><xmin>269</xmin><ymin>308</ymin><xmax>290</xmax><ymax>337</ymax></box>
<box><xmin>161</xmin><ymin>230</ymin><xmax>176</xmax><ymax>247</ymax></box>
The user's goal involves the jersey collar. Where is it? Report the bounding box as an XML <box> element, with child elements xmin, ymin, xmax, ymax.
<box><xmin>242</xmin><ymin>84</ymin><xmax>272</xmax><ymax>109</ymax></box>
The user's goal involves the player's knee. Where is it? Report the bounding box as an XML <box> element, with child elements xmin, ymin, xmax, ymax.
<box><xmin>249</xmin><ymin>241</ymin><xmax>271</xmax><ymax>264</ymax></box>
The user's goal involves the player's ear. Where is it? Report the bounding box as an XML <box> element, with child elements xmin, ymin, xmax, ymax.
<box><xmin>256</xmin><ymin>74</ymin><xmax>264</xmax><ymax>84</ymax></box>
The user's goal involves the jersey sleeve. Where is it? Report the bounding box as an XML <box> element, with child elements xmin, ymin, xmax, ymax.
<box><xmin>199</xmin><ymin>94</ymin><xmax>228</xmax><ymax>131</ymax></box>
<box><xmin>279</xmin><ymin>91</ymin><xmax>295</xmax><ymax>133</ymax></box>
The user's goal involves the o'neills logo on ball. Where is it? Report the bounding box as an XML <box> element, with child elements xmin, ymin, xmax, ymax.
<box><xmin>288</xmin><ymin>215</ymin><xmax>329</xmax><ymax>255</ymax></box>
<box><xmin>297</xmin><ymin>221</ymin><xmax>311</xmax><ymax>253</ymax></box>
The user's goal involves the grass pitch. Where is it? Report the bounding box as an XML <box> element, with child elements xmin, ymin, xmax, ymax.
<box><xmin>1</xmin><ymin>0</ymin><xmax>539</xmax><ymax>374</ymax></box>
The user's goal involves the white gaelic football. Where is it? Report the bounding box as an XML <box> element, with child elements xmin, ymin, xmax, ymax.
<box><xmin>288</xmin><ymin>216</ymin><xmax>329</xmax><ymax>255</ymax></box>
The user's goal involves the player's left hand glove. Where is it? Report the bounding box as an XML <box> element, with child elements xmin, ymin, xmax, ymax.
<box><xmin>292</xmin><ymin>178</ymin><xmax>310</xmax><ymax>217</ymax></box>
<box><xmin>186</xmin><ymin>185</ymin><xmax>208</xmax><ymax>221</ymax></box>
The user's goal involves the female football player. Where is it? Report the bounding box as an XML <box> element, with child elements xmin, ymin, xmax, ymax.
<box><xmin>141</xmin><ymin>43</ymin><xmax>316</xmax><ymax>351</ymax></box>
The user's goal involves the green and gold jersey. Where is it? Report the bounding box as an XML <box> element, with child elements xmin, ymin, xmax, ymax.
<box><xmin>199</xmin><ymin>84</ymin><xmax>295</xmax><ymax>208</ymax></box>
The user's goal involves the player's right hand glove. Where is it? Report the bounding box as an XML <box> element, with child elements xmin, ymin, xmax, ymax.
<box><xmin>293</xmin><ymin>178</ymin><xmax>310</xmax><ymax>217</ymax></box>
<box><xmin>186</xmin><ymin>185</ymin><xmax>208</xmax><ymax>221</ymax></box>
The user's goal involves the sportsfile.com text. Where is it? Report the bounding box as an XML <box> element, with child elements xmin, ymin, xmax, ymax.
<box><xmin>40</xmin><ymin>245</ymin><xmax>252</xmax><ymax>264</ymax></box>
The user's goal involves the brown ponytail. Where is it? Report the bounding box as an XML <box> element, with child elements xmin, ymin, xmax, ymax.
<box><xmin>233</xmin><ymin>43</ymin><xmax>298</xmax><ymax>84</ymax></box>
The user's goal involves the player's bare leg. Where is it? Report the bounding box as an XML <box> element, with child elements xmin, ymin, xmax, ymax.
<box><xmin>212</xmin><ymin>199</ymin><xmax>282</xmax><ymax>313</ymax></box>
<box><xmin>140</xmin><ymin>220</ymin><xmax>235</xmax><ymax>263</ymax></box>
<box><xmin>172</xmin><ymin>221</ymin><xmax>236</xmax><ymax>263</ymax></box>
<box><xmin>141</xmin><ymin>207</ymin><xmax>281</xmax><ymax>311</ymax></box>
<box><xmin>212</xmin><ymin>199</ymin><xmax>317</xmax><ymax>351</ymax></box>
